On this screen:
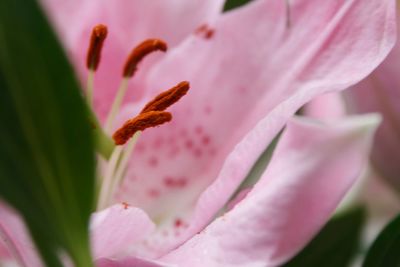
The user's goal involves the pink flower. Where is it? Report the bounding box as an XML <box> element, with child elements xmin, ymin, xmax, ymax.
<box><xmin>0</xmin><ymin>0</ymin><xmax>396</xmax><ymax>266</ymax></box>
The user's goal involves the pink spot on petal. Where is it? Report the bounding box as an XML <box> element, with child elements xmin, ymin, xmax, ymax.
<box><xmin>238</xmin><ymin>87</ymin><xmax>247</xmax><ymax>94</ymax></box>
<box><xmin>194</xmin><ymin>126</ymin><xmax>203</xmax><ymax>135</ymax></box>
<box><xmin>202</xmin><ymin>135</ymin><xmax>211</xmax><ymax>145</ymax></box>
<box><xmin>164</xmin><ymin>176</ymin><xmax>188</xmax><ymax>188</ymax></box>
<box><xmin>174</xmin><ymin>218</ymin><xmax>183</xmax><ymax>228</ymax></box>
<box><xmin>147</xmin><ymin>189</ymin><xmax>161</xmax><ymax>198</ymax></box>
<box><xmin>153</xmin><ymin>137</ymin><xmax>164</xmax><ymax>149</ymax></box>
<box><xmin>136</xmin><ymin>143</ymin><xmax>146</xmax><ymax>152</ymax></box>
<box><xmin>204</xmin><ymin>105</ymin><xmax>213</xmax><ymax>115</ymax></box>
<box><xmin>148</xmin><ymin>156</ymin><xmax>158</xmax><ymax>167</ymax></box>
<box><xmin>185</xmin><ymin>140</ymin><xmax>194</xmax><ymax>149</ymax></box>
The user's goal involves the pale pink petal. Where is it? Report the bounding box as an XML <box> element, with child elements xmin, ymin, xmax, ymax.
<box><xmin>0</xmin><ymin>249</ymin><xmax>9</xmax><ymax>259</ymax></box>
<box><xmin>304</xmin><ymin>92</ymin><xmax>347</xmax><ymax>120</ymax></box>
<box><xmin>0</xmin><ymin>202</ymin><xmax>42</xmax><ymax>267</ymax></box>
<box><xmin>161</xmin><ymin>115</ymin><xmax>380</xmax><ymax>267</ymax></box>
<box><xmin>96</xmin><ymin>257</ymin><xmax>172</xmax><ymax>267</ymax></box>
<box><xmin>40</xmin><ymin>0</ymin><xmax>225</xmax><ymax>119</ymax></box>
<box><xmin>91</xmin><ymin>203</ymin><xmax>155</xmax><ymax>259</ymax></box>
<box><xmin>114</xmin><ymin>0</ymin><xmax>395</xmax><ymax>255</ymax></box>
<box><xmin>344</xmin><ymin>20</ymin><xmax>400</xmax><ymax>190</ymax></box>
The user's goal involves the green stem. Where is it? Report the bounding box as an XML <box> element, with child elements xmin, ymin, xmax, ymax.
<box><xmin>88</xmin><ymin>109</ymin><xmax>115</xmax><ymax>160</ymax></box>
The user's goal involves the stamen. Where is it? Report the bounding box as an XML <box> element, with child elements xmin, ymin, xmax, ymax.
<box><xmin>86</xmin><ymin>24</ymin><xmax>108</xmax><ymax>71</ymax></box>
<box><xmin>113</xmin><ymin>111</ymin><xmax>172</xmax><ymax>145</ymax></box>
<box><xmin>141</xmin><ymin>81</ymin><xmax>190</xmax><ymax>114</ymax></box>
<box><xmin>123</xmin><ymin>39</ymin><xmax>167</xmax><ymax>78</ymax></box>
<box><xmin>104</xmin><ymin>39</ymin><xmax>168</xmax><ymax>131</ymax></box>
<box><xmin>86</xmin><ymin>24</ymin><xmax>108</xmax><ymax>105</ymax></box>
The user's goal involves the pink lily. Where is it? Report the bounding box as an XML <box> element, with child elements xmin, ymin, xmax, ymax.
<box><xmin>0</xmin><ymin>115</ymin><xmax>384</xmax><ymax>267</ymax></box>
<box><xmin>0</xmin><ymin>0</ymin><xmax>396</xmax><ymax>266</ymax></box>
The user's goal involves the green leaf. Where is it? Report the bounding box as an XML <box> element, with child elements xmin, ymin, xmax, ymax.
<box><xmin>224</xmin><ymin>0</ymin><xmax>255</xmax><ymax>11</ymax></box>
<box><xmin>362</xmin><ymin>213</ymin><xmax>400</xmax><ymax>267</ymax></box>
<box><xmin>283</xmin><ymin>207</ymin><xmax>366</xmax><ymax>267</ymax></box>
<box><xmin>0</xmin><ymin>0</ymin><xmax>95</xmax><ymax>266</ymax></box>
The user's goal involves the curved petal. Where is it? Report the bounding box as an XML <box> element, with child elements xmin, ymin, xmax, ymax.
<box><xmin>345</xmin><ymin>28</ymin><xmax>400</xmax><ymax>190</ymax></box>
<box><xmin>161</xmin><ymin>114</ymin><xmax>380</xmax><ymax>267</ymax></box>
<box><xmin>0</xmin><ymin>203</ymin><xmax>42</xmax><ymax>267</ymax></box>
<box><xmin>113</xmin><ymin>0</ymin><xmax>396</xmax><ymax>255</ymax></box>
<box><xmin>40</xmin><ymin>0</ymin><xmax>225</xmax><ymax>119</ymax></box>
<box><xmin>96</xmin><ymin>257</ymin><xmax>173</xmax><ymax>267</ymax></box>
<box><xmin>91</xmin><ymin>203</ymin><xmax>155</xmax><ymax>259</ymax></box>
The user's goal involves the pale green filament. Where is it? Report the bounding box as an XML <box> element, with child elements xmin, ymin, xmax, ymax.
<box><xmin>97</xmin><ymin>132</ymin><xmax>141</xmax><ymax>210</ymax></box>
<box><xmin>85</xmin><ymin>70</ymin><xmax>115</xmax><ymax>159</ymax></box>
<box><xmin>110</xmin><ymin>132</ymin><xmax>141</xmax><ymax>197</ymax></box>
<box><xmin>104</xmin><ymin>78</ymin><xmax>129</xmax><ymax>132</ymax></box>
<box><xmin>97</xmin><ymin>146</ymin><xmax>123</xmax><ymax>210</ymax></box>
<box><xmin>86</xmin><ymin>70</ymin><xmax>95</xmax><ymax>106</ymax></box>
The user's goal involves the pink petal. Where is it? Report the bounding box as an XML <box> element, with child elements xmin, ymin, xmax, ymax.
<box><xmin>114</xmin><ymin>0</ymin><xmax>396</xmax><ymax>254</ymax></box>
<box><xmin>40</xmin><ymin>0</ymin><xmax>225</xmax><ymax>119</ymax></box>
<box><xmin>91</xmin><ymin>203</ymin><xmax>155</xmax><ymax>259</ymax></box>
<box><xmin>96</xmin><ymin>257</ymin><xmax>172</xmax><ymax>267</ymax></box>
<box><xmin>344</xmin><ymin>21</ymin><xmax>400</xmax><ymax>190</ymax></box>
<box><xmin>304</xmin><ymin>92</ymin><xmax>347</xmax><ymax>120</ymax></box>
<box><xmin>0</xmin><ymin>202</ymin><xmax>42</xmax><ymax>267</ymax></box>
<box><xmin>161</xmin><ymin>115</ymin><xmax>380</xmax><ymax>267</ymax></box>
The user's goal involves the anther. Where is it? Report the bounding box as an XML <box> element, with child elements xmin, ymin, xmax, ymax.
<box><xmin>141</xmin><ymin>81</ymin><xmax>190</xmax><ymax>114</ymax></box>
<box><xmin>113</xmin><ymin>111</ymin><xmax>172</xmax><ymax>145</ymax></box>
<box><xmin>123</xmin><ymin>39</ymin><xmax>167</xmax><ymax>78</ymax></box>
<box><xmin>86</xmin><ymin>24</ymin><xmax>108</xmax><ymax>71</ymax></box>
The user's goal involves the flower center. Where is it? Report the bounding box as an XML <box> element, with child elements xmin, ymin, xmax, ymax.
<box><xmin>85</xmin><ymin>24</ymin><xmax>189</xmax><ymax>210</ymax></box>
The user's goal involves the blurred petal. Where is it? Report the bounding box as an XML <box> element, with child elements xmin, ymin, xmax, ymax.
<box><xmin>161</xmin><ymin>114</ymin><xmax>380</xmax><ymax>267</ymax></box>
<box><xmin>91</xmin><ymin>203</ymin><xmax>155</xmax><ymax>259</ymax></box>
<box><xmin>0</xmin><ymin>203</ymin><xmax>42</xmax><ymax>267</ymax></box>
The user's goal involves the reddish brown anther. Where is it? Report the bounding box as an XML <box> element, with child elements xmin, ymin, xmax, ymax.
<box><xmin>86</xmin><ymin>24</ymin><xmax>108</xmax><ymax>71</ymax></box>
<box><xmin>140</xmin><ymin>81</ymin><xmax>190</xmax><ymax>114</ymax></box>
<box><xmin>113</xmin><ymin>111</ymin><xmax>172</xmax><ymax>145</ymax></box>
<box><xmin>123</xmin><ymin>39</ymin><xmax>168</xmax><ymax>78</ymax></box>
